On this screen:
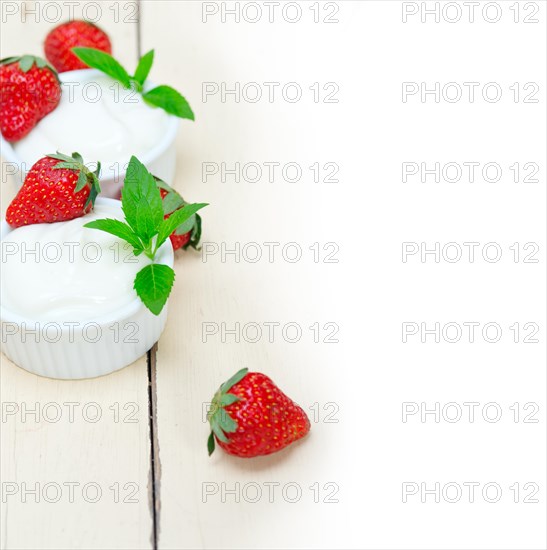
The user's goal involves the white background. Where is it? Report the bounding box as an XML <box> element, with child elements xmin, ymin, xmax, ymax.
<box><xmin>1</xmin><ymin>1</ymin><xmax>546</xmax><ymax>549</ymax></box>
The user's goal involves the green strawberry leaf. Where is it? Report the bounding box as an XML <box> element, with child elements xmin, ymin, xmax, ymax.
<box><xmin>174</xmin><ymin>214</ymin><xmax>196</xmax><ymax>235</ymax></box>
<box><xmin>220</xmin><ymin>393</ymin><xmax>240</xmax><ymax>406</ymax></box>
<box><xmin>185</xmin><ymin>213</ymin><xmax>202</xmax><ymax>250</ymax></box>
<box><xmin>162</xmin><ymin>191</ymin><xmax>185</xmax><ymax>215</ymax></box>
<box><xmin>134</xmin><ymin>263</ymin><xmax>175</xmax><ymax>316</ymax></box>
<box><xmin>122</xmin><ymin>156</ymin><xmax>164</xmax><ymax>237</ymax></box>
<box><xmin>210</xmin><ymin>417</ymin><xmax>230</xmax><ymax>443</ymax></box>
<box><xmin>207</xmin><ymin>432</ymin><xmax>216</xmax><ymax>456</ymax></box>
<box><xmin>221</xmin><ymin>368</ymin><xmax>249</xmax><ymax>393</ymax></box>
<box><xmin>134</xmin><ymin>49</ymin><xmax>154</xmax><ymax>86</ymax></box>
<box><xmin>143</xmin><ymin>85</ymin><xmax>195</xmax><ymax>120</ymax></box>
<box><xmin>72</xmin><ymin>47</ymin><xmax>131</xmax><ymax>88</ymax></box>
<box><xmin>53</xmin><ymin>161</ymin><xmax>81</xmax><ymax>170</ymax></box>
<box><xmin>19</xmin><ymin>55</ymin><xmax>35</xmax><ymax>72</ymax></box>
<box><xmin>217</xmin><ymin>411</ymin><xmax>238</xmax><ymax>434</ymax></box>
<box><xmin>47</xmin><ymin>152</ymin><xmax>75</xmax><ymax>162</ymax></box>
<box><xmin>49</xmin><ymin>151</ymin><xmax>101</xmax><ymax>206</ymax></box>
<box><xmin>84</xmin><ymin>218</ymin><xmax>144</xmax><ymax>252</ymax></box>
<box><xmin>75</xmin><ymin>170</ymin><xmax>88</xmax><ymax>192</ymax></box>
<box><xmin>156</xmin><ymin>203</ymin><xmax>208</xmax><ymax>250</ymax></box>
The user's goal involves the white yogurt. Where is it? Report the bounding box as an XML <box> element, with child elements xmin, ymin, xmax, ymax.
<box><xmin>0</xmin><ymin>203</ymin><xmax>149</xmax><ymax>322</ymax></box>
<box><xmin>14</xmin><ymin>72</ymin><xmax>170</xmax><ymax>170</ymax></box>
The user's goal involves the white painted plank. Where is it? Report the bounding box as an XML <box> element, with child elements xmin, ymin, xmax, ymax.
<box><xmin>1</xmin><ymin>4</ymin><xmax>153</xmax><ymax>549</ymax></box>
<box><xmin>142</xmin><ymin>2</ymin><xmax>546</xmax><ymax>549</ymax></box>
<box><xmin>141</xmin><ymin>2</ymin><xmax>352</xmax><ymax>548</ymax></box>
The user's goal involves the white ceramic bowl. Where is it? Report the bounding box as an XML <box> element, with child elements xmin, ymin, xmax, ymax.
<box><xmin>0</xmin><ymin>69</ymin><xmax>180</xmax><ymax>198</ymax></box>
<box><xmin>0</xmin><ymin>198</ymin><xmax>174</xmax><ymax>379</ymax></box>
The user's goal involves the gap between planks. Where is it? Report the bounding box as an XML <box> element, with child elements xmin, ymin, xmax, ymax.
<box><xmin>136</xmin><ymin>3</ymin><xmax>161</xmax><ymax>548</ymax></box>
<box><xmin>147</xmin><ymin>344</ymin><xmax>161</xmax><ymax>549</ymax></box>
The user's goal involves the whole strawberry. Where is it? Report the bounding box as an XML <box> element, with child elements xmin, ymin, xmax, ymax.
<box><xmin>156</xmin><ymin>178</ymin><xmax>202</xmax><ymax>250</ymax></box>
<box><xmin>45</xmin><ymin>20</ymin><xmax>112</xmax><ymax>73</ymax></box>
<box><xmin>6</xmin><ymin>152</ymin><xmax>101</xmax><ymax>228</ymax></box>
<box><xmin>207</xmin><ymin>368</ymin><xmax>311</xmax><ymax>458</ymax></box>
<box><xmin>0</xmin><ymin>56</ymin><xmax>61</xmax><ymax>142</ymax></box>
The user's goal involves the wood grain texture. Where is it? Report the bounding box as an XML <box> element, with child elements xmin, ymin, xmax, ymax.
<box><xmin>1</xmin><ymin>4</ymin><xmax>153</xmax><ymax>549</ymax></box>
<box><xmin>140</xmin><ymin>2</ymin><xmax>353</xmax><ymax>548</ymax></box>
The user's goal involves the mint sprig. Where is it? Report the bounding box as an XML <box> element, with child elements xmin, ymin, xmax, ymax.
<box><xmin>84</xmin><ymin>156</ymin><xmax>207</xmax><ymax>315</ymax></box>
<box><xmin>72</xmin><ymin>47</ymin><xmax>194</xmax><ymax>120</ymax></box>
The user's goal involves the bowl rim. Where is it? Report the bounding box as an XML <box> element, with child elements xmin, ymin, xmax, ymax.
<box><xmin>0</xmin><ymin>197</ymin><xmax>174</xmax><ymax>329</ymax></box>
<box><xmin>0</xmin><ymin>68</ymin><xmax>180</xmax><ymax>182</ymax></box>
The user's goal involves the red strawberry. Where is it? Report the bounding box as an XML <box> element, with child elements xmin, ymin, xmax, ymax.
<box><xmin>156</xmin><ymin>178</ymin><xmax>202</xmax><ymax>250</ymax></box>
<box><xmin>0</xmin><ymin>56</ymin><xmax>61</xmax><ymax>142</ymax></box>
<box><xmin>207</xmin><ymin>368</ymin><xmax>311</xmax><ymax>458</ymax></box>
<box><xmin>6</xmin><ymin>152</ymin><xmax>101</xmax><ymax>228</ymax></box>
<box><xmin>45</xmin><ymin>20</ymin><xmax>112</xmax><ymax>73</ymax></box>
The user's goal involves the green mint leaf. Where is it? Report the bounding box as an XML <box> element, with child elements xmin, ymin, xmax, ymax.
<box><xmin>143</xmin><ymin>85</ymin><xmax>195</xmax><ymax>120</ymax></box>
<box><xmin>133</xmin><ymin>49</ymin><xmax>154</xmax><ymax>86</ymax></box>
<box><xmin>156</xmin><ymin>203</ymin><xmax>208</xmax><ymax>250</ymax></box>
<box><xmin>84</xmin><ymin>218</ymin><xmax>143</xmax><ymax>252</ymax></box>
<box><xmin>134</xmin><ymin>263</ymin><xmax>175</xmax><ymax>316</ymax></box>
<box><xmin>134</xmin><ymin>196</ymin><xmax>159</xmax><ymax>242</ymax></box>
<box><xmin>122</xmin><ymin>156</ymin><xmax>164</xmax><ymax>238</ymax></box>
<box><xmin>72</xmin><ymin>47</ymin><xmax>131</xmax><ymax>88</ymax></box>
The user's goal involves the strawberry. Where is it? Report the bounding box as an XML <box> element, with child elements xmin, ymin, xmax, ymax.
<box><xmin>45</xmin><ymin>20</ymin><xmax>112</xmax><ymax>73</ymax></box>
<box><xmin>0</xmin><ymin>56</ymin><xmax>61</xmax><ymax>142</ymax></box>
<box><xmin>6</xmin><ymin>152</ymin><xmax>101</xmax><ymax>228</ymax></box>
<box><xmin>155</xmin><ymin>178</ymin><xmax>202</xmax><ymax>250</ymax></box>
<box><xmin>207</xmin><ymin>368</ymin><xmax>311</xmax><ymax>458</ymax></box>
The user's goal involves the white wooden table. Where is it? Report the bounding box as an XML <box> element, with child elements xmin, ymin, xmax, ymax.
<box><xmin>1</xmin><ymin>2</ymin><xmax>546</xmax><ymax>549</ymax></box>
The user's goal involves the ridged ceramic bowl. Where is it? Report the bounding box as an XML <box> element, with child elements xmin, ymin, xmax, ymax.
<box><xmin>0</xmin><ymin>69</ymin><xmax>179</xmax><ymax>198</ymax></box>
<box><xmin>0</xmin><ymin>198</ymin><xmax>174</xmax><ymax>379</ymax></box>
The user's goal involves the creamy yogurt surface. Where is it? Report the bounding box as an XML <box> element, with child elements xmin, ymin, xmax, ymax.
<box><xmin>0</xmin><ymin>203</ymin><xmax>150</xmax><ymax>322</ymax></box>
<box><xmin>14</xmin><ymin>72</ymin><xmax>170</xmax><ymax>170</ymax></box>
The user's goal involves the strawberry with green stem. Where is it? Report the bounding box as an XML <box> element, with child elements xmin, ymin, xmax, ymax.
<box><xmin>72</xmin><ymin>47</ymin><xmax>194</xmax><ymax>120</ymax></box>
<box><xmin>6</xmin><ymin>152</ymin><xmax>101</xmax><ymax>227</ymax></box>
<box><xmin>208</xmin><ymin>368</ymin><xmax>311</xmax><ymax>458</ymax></box>
<box><xmin>155</xmin><ymin>177</ymin><xmax>202</xmax><ymax>251</ymax></box>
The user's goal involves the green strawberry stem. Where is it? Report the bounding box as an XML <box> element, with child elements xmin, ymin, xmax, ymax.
<box><xmin>207</xmin><ymin>368</ymin><xmax>248</xmax><ymax>456</ymax></box>
<box><xmin>49</xmin><ymin>151</ymin><xmax>101</xmax><ymax>207</ymax></box>
<box><xmin>0</xmin><ymin>55</ymin><xmax>59</xmax><ymax>78</ymax></box>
